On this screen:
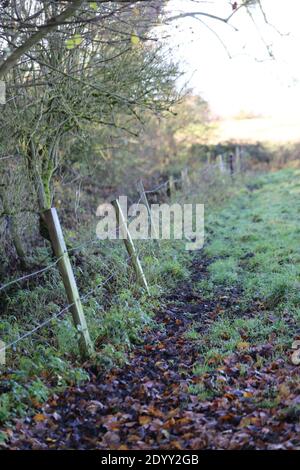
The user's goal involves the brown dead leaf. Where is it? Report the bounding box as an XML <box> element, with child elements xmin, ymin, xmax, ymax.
<box><xmin>147</xmin><ymin>406</ymin><xmax>164</xmax><ymax>418</ymax></box>
<box><xmin>163</xmin><ymin>417</ymin><xmax>176</xmax><ymax>429</ymax></box>
<box><xmin>170</xmin><ymin>440</ymin><xmax>183</xmax><ymax>450</ymax></box>
<box><xmin>33</xmin><ymin>413</ymin><xmax>46</xmax><ymax>423</ymax></box>
<box><xmin>219</xmin><ymin>413</ymin><xmax>235</xmax><ymax>423</ymax></box>
<box><xmin>278</xmin><ymin>383</ymin><xmax>290</xmax><ymax>398</ymax></box>
<box><xmin>138</xmin><ymin>415</ymin><xmax>152</xmax><ymax>426</ymax></box>
<box><xmin>224</xmin><ymin>393</ymin><xmax>236</xmax><ymax>400</ymax></box>
<box><xmin>239</xmin><ymin>416</ymin><xmax>261</xmax><ymax>428</ymax></box>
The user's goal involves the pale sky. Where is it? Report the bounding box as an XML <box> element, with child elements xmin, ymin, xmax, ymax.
<box><xmin>165</xmin><ymin>0</ymin><xmax>300</xmax><ymax>118</ymax></box>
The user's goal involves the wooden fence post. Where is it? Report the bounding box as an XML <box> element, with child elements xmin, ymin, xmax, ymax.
<box><xmin>181</xmin><ymin>168</ymin><xmax>191</xmax><ymax>192</ymax></box>
<box><xmin>235</xmin><ymin>145</ymin><xmax>241</xmax><ymax>173</ymax></box>
<box><xmin>0</xmin><ymin>340</ymin><xmax>5</xmax><ymax>365</ymax></box>
<box><xmin>168</xmin><ymin>175</ymin><xmax>175</xmax><ymax>197</ymax></box>
<box><xmin>112</xmin><ymin>199</ymin><xmax>150</xmax><ymax>294</ymax></box>
<box><xmin>229</xmin><ymin>153</ymin><xmax>234</xmax><ymax>177</ymax></box>
<box><xmin>42</xmin><ymin>208</ymin><xmax>94</xmax><ymax>359</ymax></box>
<box><xmin>218</xmin><ymin>154</ymin><xmax>225</xmax><ymax>173</ymax></box>
<box><xmin>137</xmin><ymin>180</ymin><xmax>159</xmax><ymax>248</ymax></box>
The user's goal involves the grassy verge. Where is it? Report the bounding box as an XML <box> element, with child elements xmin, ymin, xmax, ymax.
<box><xmin>0</xmin><ymin>229</ymin><xmax>190</xmax><ymax>425</ymax></box>
<box><xmin>0</xmin><ymin>166</ymin><xmax>272</xmax><ymax>427</ymax></box>
<box><xmin>191</xmin><ymin>168</ymin><xmax>300</xmax><ymax>399</ymax></box>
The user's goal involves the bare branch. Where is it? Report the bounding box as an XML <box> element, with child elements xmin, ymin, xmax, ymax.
<box><xmin>0</xmin><ymin>0</ymin><xmax>85</xmax><ymax>79</ymax></box>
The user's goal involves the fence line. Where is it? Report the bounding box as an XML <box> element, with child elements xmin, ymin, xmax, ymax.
<box><xmin>0</xmin><ymin>205</ymin><xmax>151</xmax><ymax>356</ymax></box>
<box><xmin>0</xmin><ymin>259</ymin><xmax>130</xmax><ymax>356</ymax></box>
<box><xmin>0</xmin><ymin>153</ymin><xmax>241</xmax><ymax>359</ymax></box>
<box><xmin>1</xmin><ymin>162</ymin><xmax>231</xmax><ymax>261</ymax></box>
<box><xmin>0</xmin><ymin>258</ymin><xmax>62</xmax><ymax>292</ymax></box>
<box><xmin>144</xmin><ymin>180</ymin><xmax>169</xmax><ymax>194</ymax></box>
<box><xmin>0</xmin><ymin>154</ymin><xmax>20</xmax><ymax>162</ymax></box>
<box><xmin>0</xmin><ymin>195</ymin><xmax>144</xmax><ymax>294</ymax></box>
<box><xmin>0</xmin><ymin>159</ymin><xmax>235</xmax><ymax>297</ymax></box>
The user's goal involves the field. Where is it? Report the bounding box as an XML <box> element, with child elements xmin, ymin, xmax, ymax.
<box><xmin>214</xmin><ymin>116</ymin><xmax>300</xmax><ymax>144</ymax></box>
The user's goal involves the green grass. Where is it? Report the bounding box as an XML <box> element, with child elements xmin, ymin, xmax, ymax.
<box><xmin>193</xmin><ymin>168</ymin><xmax>300</xmax><ymax>390</ymax></box>
<box><xmin>184</xmin><ymin>323</ymin><xmax>201</xmax><ymax>340</ymax></box>
<box><xmin>205</xmin><ymin>169</ymin><xmax>300</xmax><ymax>313</ymax></box>
<box><xmin>0</xmin><ymin>233</ymin><xmax>189</xmax><ymax>424</ymax></box>
<box><xmin>208</xmin><ymin>257</ymin><xmax>238</xmax><ymax>285</ymax></box>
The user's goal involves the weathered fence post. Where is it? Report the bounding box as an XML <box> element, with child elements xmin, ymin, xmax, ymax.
<box><xmin>168</xmin><ymin>175</ymin><xmax>175</xmax><ymax>197</ymax></box>
<box><xmin>42</xmin><ymin>208</ymin><xmax>94</xmax><ymax>359</ymax></box>
<box><xmin>181</xmin><ymin>168</ymin><xmax>191</xmax><ymax>192</ymax></box>
<box><xmin>218</xmin><ymin>154</ymin><xmax>225</xmax><ymax>173</ymax></box>
<box><xmin>0</xmin><ymin>80</ymin><xmax>5</xmax><ymax>105</ymax></box>
<box><xmin>137</xmin><ymin>180</ymin><xmax>159</xmax><ymax>248</ymax></box>
<box><xmin>229</xmin><ymin>153</ymin><xmax>234</xmax><ymax>177</ymax></box>
<box><xmin>0</xmin><ymin>340</ymin><xmax>5</xmax><ymax>365</ymax></box>
<box><xmin>235</xmin><ymin>145</ymin><xmax>241</xmax><ymax>173</ymax></box>
<box><xmin>112</xmin><ymin>199</ymin><xmax>150</xmax><ymax>294</ymax></box>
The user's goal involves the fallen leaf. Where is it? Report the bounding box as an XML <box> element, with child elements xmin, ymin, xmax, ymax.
<box><xmin>138</xmin><ymin>415</ymin><xmax>152</xmax><ymax>426</ymax></box>
<box><xmin>237</xmin><ymin>341</ymin><xmax>250</xmax><ymax>350</ymax></box>
<box><xmin>243</xmin><ymin>391</ymin><xmax>253</xmax><ymax>398</ymax></box>
<box><xmin>278</xmin><ymin>383</ymin><xmax>290</xmax><ymax>398</ymax></box>
<box><xmin>291</xmin><ymin>349</ymin><xmax>300</xmax><ymax>365</ymax></box>
<box><xmin>131</xmin><ymin>34</ymin><xmax>140</xmax><ymax>45</ymax></box>
<box><xmin>33</xmin><ymin>413</ymin><xmax>46</xmax><ymax>423</ymax></box>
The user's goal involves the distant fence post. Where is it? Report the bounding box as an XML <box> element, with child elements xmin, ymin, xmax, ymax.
<box><xmin>168</xmin><ymin>175</ymin><xmax>175</xmax><ymax>197</ymax></box>
<box><xmin>218</xmin><ymin>155</ymin><xmax>225</xmax><ymax>173</ymax></box>
<box><xmin>0</xmin><ymin>340</ymin><xmax>5</xmax><ymax>365</ymax></box>
<box><xmin>112</xmin><ymin>199</ymin><xmax>150</xmax><ymax>294</ymax></box>
<box><xmin>42</xmin><ymin>208</ymin><xmax>94</xmax><ymax>359</ymax></box>
<box><xmin>137</xmin><ymin>180</ymin><xmax>159</xmax><ymax>248</ymax></box>
<box><xmin>181</xmin><ymin>168</ymin><xmax>191</xmax><ymax>192</ymax></box>
<box><xmin>235</xmin><ymin>146</ymin><xmax>241</xmax><ymax>173</ymax></box>
<box><xmin>229</xmin><ymin>153</ymin><xmax>234</xmax><ymax>177</ymax></box>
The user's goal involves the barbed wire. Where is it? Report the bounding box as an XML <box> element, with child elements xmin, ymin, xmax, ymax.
<box><xmin>0</xmin><ymin>161</ymin><xmax>234</xmax><ymax>356</ymax></box>
<box><xmin>0</xmin><ymin>155</ymin><xmax>20</xmax><ymax>162</ymax></box>
<box><xmin>0</xmin><ymin>163</ymin><xmax>226</xmax><ymax>294</ymax></box>
<box><xmin>144</xmin><ymin>180</ymin><xmax>169</xmax><ymax>194</ymax></box>
<box><xmin>0</xmin><ymin>258</ymin><xmax>62</xmax><ymax>293</ymax></box>
<box><xmin>68</xmin><ymin>193</ymin><xmax>143</xmax><ymax>254</ymax></box>
<box><xmin>142</xmin><ymin>170</ymin><xmax>221</xmax><ymax>196</ymax></box>
<box><xmin>0</xmin><ymin>194</ymin><xmax>144</xmax><ymax>293</ymax></box>
<box><xmin>0</xmin><ymin>254</ymin><xmax>132</xmax><ymax>356</ymax></box>
<box><xmin>0</xmin><ymin>204</ymin><xmax>153</xmax><ymax>354</ymax></box>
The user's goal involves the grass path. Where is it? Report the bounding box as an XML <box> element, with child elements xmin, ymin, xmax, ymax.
<box><xmin>2</xmin><ymin>170</ymin><xmax>299</xmax><ymax>450</ymax></box>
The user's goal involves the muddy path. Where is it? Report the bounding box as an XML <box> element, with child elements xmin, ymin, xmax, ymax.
<box><xmin>3</xmin><ymin>257</ymin><xmax>299</xmax><ymax>450</ymax></box>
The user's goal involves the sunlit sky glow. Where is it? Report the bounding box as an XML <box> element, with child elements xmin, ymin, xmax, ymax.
<box><xmin>165</xmin><ymin>0</ymin><xmax>300</xmax><ymax>118</ymax></box>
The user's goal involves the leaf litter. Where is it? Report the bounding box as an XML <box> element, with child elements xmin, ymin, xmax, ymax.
<box><xmin>1</xmin><ymin>257</ymin><xmax>299</xmax><ymax>450</ymax></box>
